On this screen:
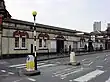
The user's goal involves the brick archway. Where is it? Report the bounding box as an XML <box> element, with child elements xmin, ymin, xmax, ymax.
<box><xmin>38</xmin><ymin>33</ymin><xmax>49</xmax><ymax>39</ymax></box>
<box><xmin>13</xmin><ymin>30</ymin><xmax>29</xmax><ymax>38</ymax></box>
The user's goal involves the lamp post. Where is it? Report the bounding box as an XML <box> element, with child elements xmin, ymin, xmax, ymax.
<box><xmin>23</xmin><ymin>11</ymin><xmax>40</xmax><ymax>76</ymax></box>
<box><xmin>32</xmin><ymin>11</ymin><xmax>38</xmax><ymax>70</ymax></box>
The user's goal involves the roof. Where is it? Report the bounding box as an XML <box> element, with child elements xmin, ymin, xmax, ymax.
<box><xmin>3</xmin><ymin>18</ymin><xmax>88</xmax><ymax>34</ymax></box>
<box><xmin>90</xmin><ymin>31</ymin><xmax>107</xmax><ymax>36</ymax></box>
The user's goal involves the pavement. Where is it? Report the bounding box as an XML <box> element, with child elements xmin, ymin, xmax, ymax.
<box><xmin>0</xmin><ymin>50</ymin><xmax>110</xmax><ymax>82</ymax></box>
<box><xmin>36</xmin><ymin>50</ymin><xmax>110</xmax><ymax>61</ymax></box>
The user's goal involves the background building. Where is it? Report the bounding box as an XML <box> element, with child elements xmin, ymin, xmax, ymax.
<box><xmin>93</xmin><ymin>21</ymin><xmax>101</xmax><ymax>32</ymax></box>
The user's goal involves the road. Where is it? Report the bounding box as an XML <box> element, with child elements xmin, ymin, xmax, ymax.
<box><xmin>0</xmin><ymin>51</ymin><xmax>110</xmax><ymax>82</ymax></box>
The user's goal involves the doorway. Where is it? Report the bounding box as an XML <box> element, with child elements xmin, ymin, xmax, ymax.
<box><xmin>57</xmin><ymin>40</ymin><xmax>64</xmax><ymax>53</ymax></box>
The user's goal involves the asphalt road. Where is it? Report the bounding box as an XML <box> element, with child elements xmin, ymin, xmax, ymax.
<box><xmin>0</xmin><ymin>51</ymin><xmax>110</xmax><ymax>82</ymax></box>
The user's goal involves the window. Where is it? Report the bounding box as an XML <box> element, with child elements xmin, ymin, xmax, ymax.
<box><xmin>22</xmin><ymin>38</ymin><xmax>25</xmax><ymax>48</ymax></box>
<box><xmin>80</xmin><ymin>41</ymin><xmax>83</xmax><ymax>47</ymax></box>
<box><xmin>15</xmin><ymin>37</ymin><xmax>19</xmax><ymax>48</ymax></box>
<box><xmin>39</xmin><ymin>39</ymin><xmax>42</xmax><ymax>47</ymax></box>
<box><xmin>44</xmin><ymin>39</ymin><xmax>46</xmax><ymax>47</ymax></box>
<box><xmin>14</xmin><ymin>31</ymin><xmax>28</xmax><ymax>49</ymax></box>
<box><xmin>15</xmin><ymin>37</ymin><xmax>26</xmax><ymax>49</ymax></box>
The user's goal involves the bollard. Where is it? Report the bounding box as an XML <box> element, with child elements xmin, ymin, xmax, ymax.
<box><xmin>23</xmin><ymin>55</ymin><xmax>40</xmax><ymax>76</ymax></box>
<box><xmin>26</xmin><ymin>55</ymin><xmax>35</xmax><ymax>71</ymax></box>
<box><xmin>69</xmin><ymin>52</ymin><xmax>80</xmax><ymax>66</ymax></box>
<box><xmin>70</xmin><ymin>52</ymin><xmax>76</xmax><ymax>63</ymax></box>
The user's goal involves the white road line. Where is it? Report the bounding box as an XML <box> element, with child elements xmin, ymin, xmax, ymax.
<box><xmin>55</xmin><ymin>70</ymin><xmax>73</xmax><ymax>77</ymax></box>
<box><xmin>38</xmin><ymin>64</ymin><xmax>56</xmax><ymax>68</ymax></box>
<box><xmin>16</xmin><ymin>63</ymin><xmax>56</xmax><ymax>69</ymax></box>
<box><xmin>84</xmin><ymin>62</ymin><xmax>93</xmax><ymax>66</ymax></box>
<box><xmin>54</xmin><ymin>68</ymin><xmax>78</xmax><ymax>77</ymax></box>
<box><xmin>96</xmin><ymin>66</ymin><xmax>103</xmax><ymax>68</ymax></box>
<box><xmin>88</xmin><ymin>62</ymin><xmax>93</xmax><ymax>66</ymax></box>
<box><xmin>96</xmin><ymin>56</ymin><xmax>100</xmax><ymax>58</ymax></box>
<box><xmin>27</xmin><ymin>78</ymin><xmax>36</xmax><ymax>82</ymax></box>
<box><xmin>9</xmin><ymin>64</ymin><xmax>25</xmax><ymax>67</ymax></box>
<box><xmin>55</xmin><ymin>68</ymin><xmax>84</xmax><ymax>78</ymax></box>
<box><xmin>8</xmin><ymin>72</ymin><xmax>14</xmax><ymax>75</ymax></box>
<box><xmin>9</xmin><ymin>63</ymin><xmax>45</xmax><ymax>68</ymax></box>
<box><xmin>16</xmin><ymin>65</ymin><xmax>26</xmax><ymax>68</ymax></box>
<box><xmin>104</xmin><ymin>58</ymin><xmax>107</xmax><ymax>61</ymax></box>
<box><xmin>1</xmin><ymin>70</ymin><xmax>6</xmax><ymax>72</ymax></box>
<box><xmin>53</xmin><ymin>67</ymin><xmax>77</xmax><ymax>75</ymax></box>
<box><xmin>105</xmin><ymin>76</ymin><xmax>110</xmax><ymax>82</ymax></box>
<box><xmin>74</xmin><ymin>69</ymin><xmax>104</xmax><ymax>82</ymax></box>
<box><xmin>13</xmin><ymin>79</ymin><xmax>23</xmax><ymax>82</ymax></box>
<box><xmin>106</xmin><ymin>55</ymin><xmax>108</xmax><ymax>56</ymax></box>
<box><xmin>60</xmin><ymin>68</ymin><xmax>83</xmax><ymax>79</ymax></box>
<box><xmin>82</xmin><ymin>59</ymin><xmax>87</xmax><ymax>61</ymax></box>
<box><xmin>51</xmin><ymin>66</ymin><xmax>70</xmax><ymax>72</ymax></box>
<box><xmin>56</xmin><ymin>62</ymin><xmax>61</xmax><ymax>64</ymax></box>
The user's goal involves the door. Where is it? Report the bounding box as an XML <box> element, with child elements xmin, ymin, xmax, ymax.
<box><xmin>57</xmin><ymin>40</ymin><xmax>64</xmax><ymax>53</ymax></box>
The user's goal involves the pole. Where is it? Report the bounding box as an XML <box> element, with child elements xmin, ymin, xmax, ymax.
<box><xmin>33</xmin><ymin>15</ymin><xmax>37</xmax><ymax>70</ymax></box>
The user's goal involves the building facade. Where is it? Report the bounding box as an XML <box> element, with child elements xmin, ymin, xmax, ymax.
<box><xmin>0</xmin><ymin>18</ymin><xmax>88</xmax><ymax>57</ymax></box>
<box><xmin>0</xmin><ymin>0</ymin><xmax>106</xmax><ymax>57</ymax></box>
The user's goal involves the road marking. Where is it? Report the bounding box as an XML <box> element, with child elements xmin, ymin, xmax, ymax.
<box><xmin>83</xmin><ymin>62</ymin><xmax>93</xmax><ymax>66</ymax></box>
<box><xmin>8</xmin><ymin>72</ymin><xmax>14</xmax><ymax>75</ymax></box>
<box><xmin>53</xmin><ymin>67</ymin><xmax>77</xmax><ymax>75</ymax></box>
<box><xmin>13</xmin><ymin>79</ymin><xmax>23</xmax><ymax>82</ymax></box>
<box><xmin>9</xmin><ymin>64</ymin><xmax>25</xmax><ymax>68</ymax></box>
<box><xmin>104</xmin><ymin>58</ymin><xmax>107</xmax><ymax>61</ymax></box>
<box><xmin>38</xmin><ymin>64</ymin><xmax>56</xmax><ymax>68</ymax></box>
<box><xmin>96</xmin><ymin>56</ymin><xmax>100</xmax><ymax>58</ymax></box>
<box><xmin>56</xmin><ymin>62</ymin><xmax>61</xmax><ymax>64</ymax></box>
<box><xmin>16</xmin><ymin>65</ymin><xmax>26</xmax><ymax>68</ymax></box>
<box><xmin>51</xmin><ymin>66</ymin><xmax>70</xmax><ymax>72</ymax></box>
<box><xmin>106</xmin><ymin>55</ymin><xmax>108</xmax><ymax>56</ymax></box>
<box><xmin>60</xmin><ymin>68</ymin><xmax>83</xmax><ymax>79</ymax></box>
<box><xmin>96</xmin><ymin>66</ymin><xmax>103</xmax><ymax>68</ymax></box>
<box><xmin>105</xmin><ymin>76</ymin><xmax>110</xmax><ymax>82</ymax></box>
<box><xmin>27</xmin><ymin>78</ymin><xmax>36</xmax><ymax>82</ymax></box>
<box><xmin>82</xmin><ymin>59</ymin><xmax>87</xmax><ymax>61</ymax></box>
<box><xmin>16</xmin><ymin>63</ymin><xmax>56</xmax><ymax>69</ymax></box>
<box><xmin>55</xmin><ymin>70</ymin><xmax>73</xmax><ymax>77</ymax></box>
<box><xmin>88</xmin><ymin>62</ymin><xmax>93</xmax><ymax>66</ymax></box>
<box><xmin>9</xmin><ymin>63</ymin><xmax>45</xmax><ymax>68</ymax></box>
<box><xmin>74</xmin><ymin>69</ymin><xmax>104</xmax><ymax>82</ymax></box>
<box><xmin>1</xmin><ymin>70</ymin><xmax>6</xmax><ymax>72</ymax></box>
<box><xmin>54</xmin><ymin>68</ymin><xmax>77</xmax><ymax>77</ymax></box>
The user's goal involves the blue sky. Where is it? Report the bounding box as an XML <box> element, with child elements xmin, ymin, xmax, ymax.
<box><xmin>5</xmin><ymin>0</ymin><xmax>110</xmax><ymax>32</ymax></box>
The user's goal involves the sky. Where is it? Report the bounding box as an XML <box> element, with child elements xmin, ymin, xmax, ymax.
<box><xmin>4</xmin><ymin>0</ymin><xmax>110</xmax><ymax>32</ymax></box>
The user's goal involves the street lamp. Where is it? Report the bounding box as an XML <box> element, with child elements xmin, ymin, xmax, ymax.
<box><xmin>32</xmin><ymin>11</ymin><xmax>39</xmax><ymax>72</ymax></box>
<box><xmin>23</xmin><ymin>11</ymin><xmax>40</xmax><ymax>76</ymax></box>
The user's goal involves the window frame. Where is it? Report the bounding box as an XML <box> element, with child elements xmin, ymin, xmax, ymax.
<box><xmin>21</xmin><ymin>38</ymin><xmax>26</xmax><ymax>48</ymax></box>
<box><xmin>44</xmin><ymin>39</ymin><xmax>47</xmax><ymax>47</ymax></box>
<box><xmin>14</xmin><ymin>35</ymin><xmax>27</xmax><ymax>49</ymax></box>
<box><xmin>15</xmin><ymin>36</ymin><xmax>20</xmax><ymax>49</ymax></box>
<box><xmin>39</xmin><ymin>39</ymin><xmax>42</xmax><ymax>47</ymax></box>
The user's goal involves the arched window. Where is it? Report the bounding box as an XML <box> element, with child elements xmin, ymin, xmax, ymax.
<box><xmin>38</xmin><ymin>33</ymin><xmax>49</xmax><ymax>48</ymax></box>
<box><xmin>13</xmin><ymin>31</ymin><xmax>29</xmax><ymax>49</ymax></box>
